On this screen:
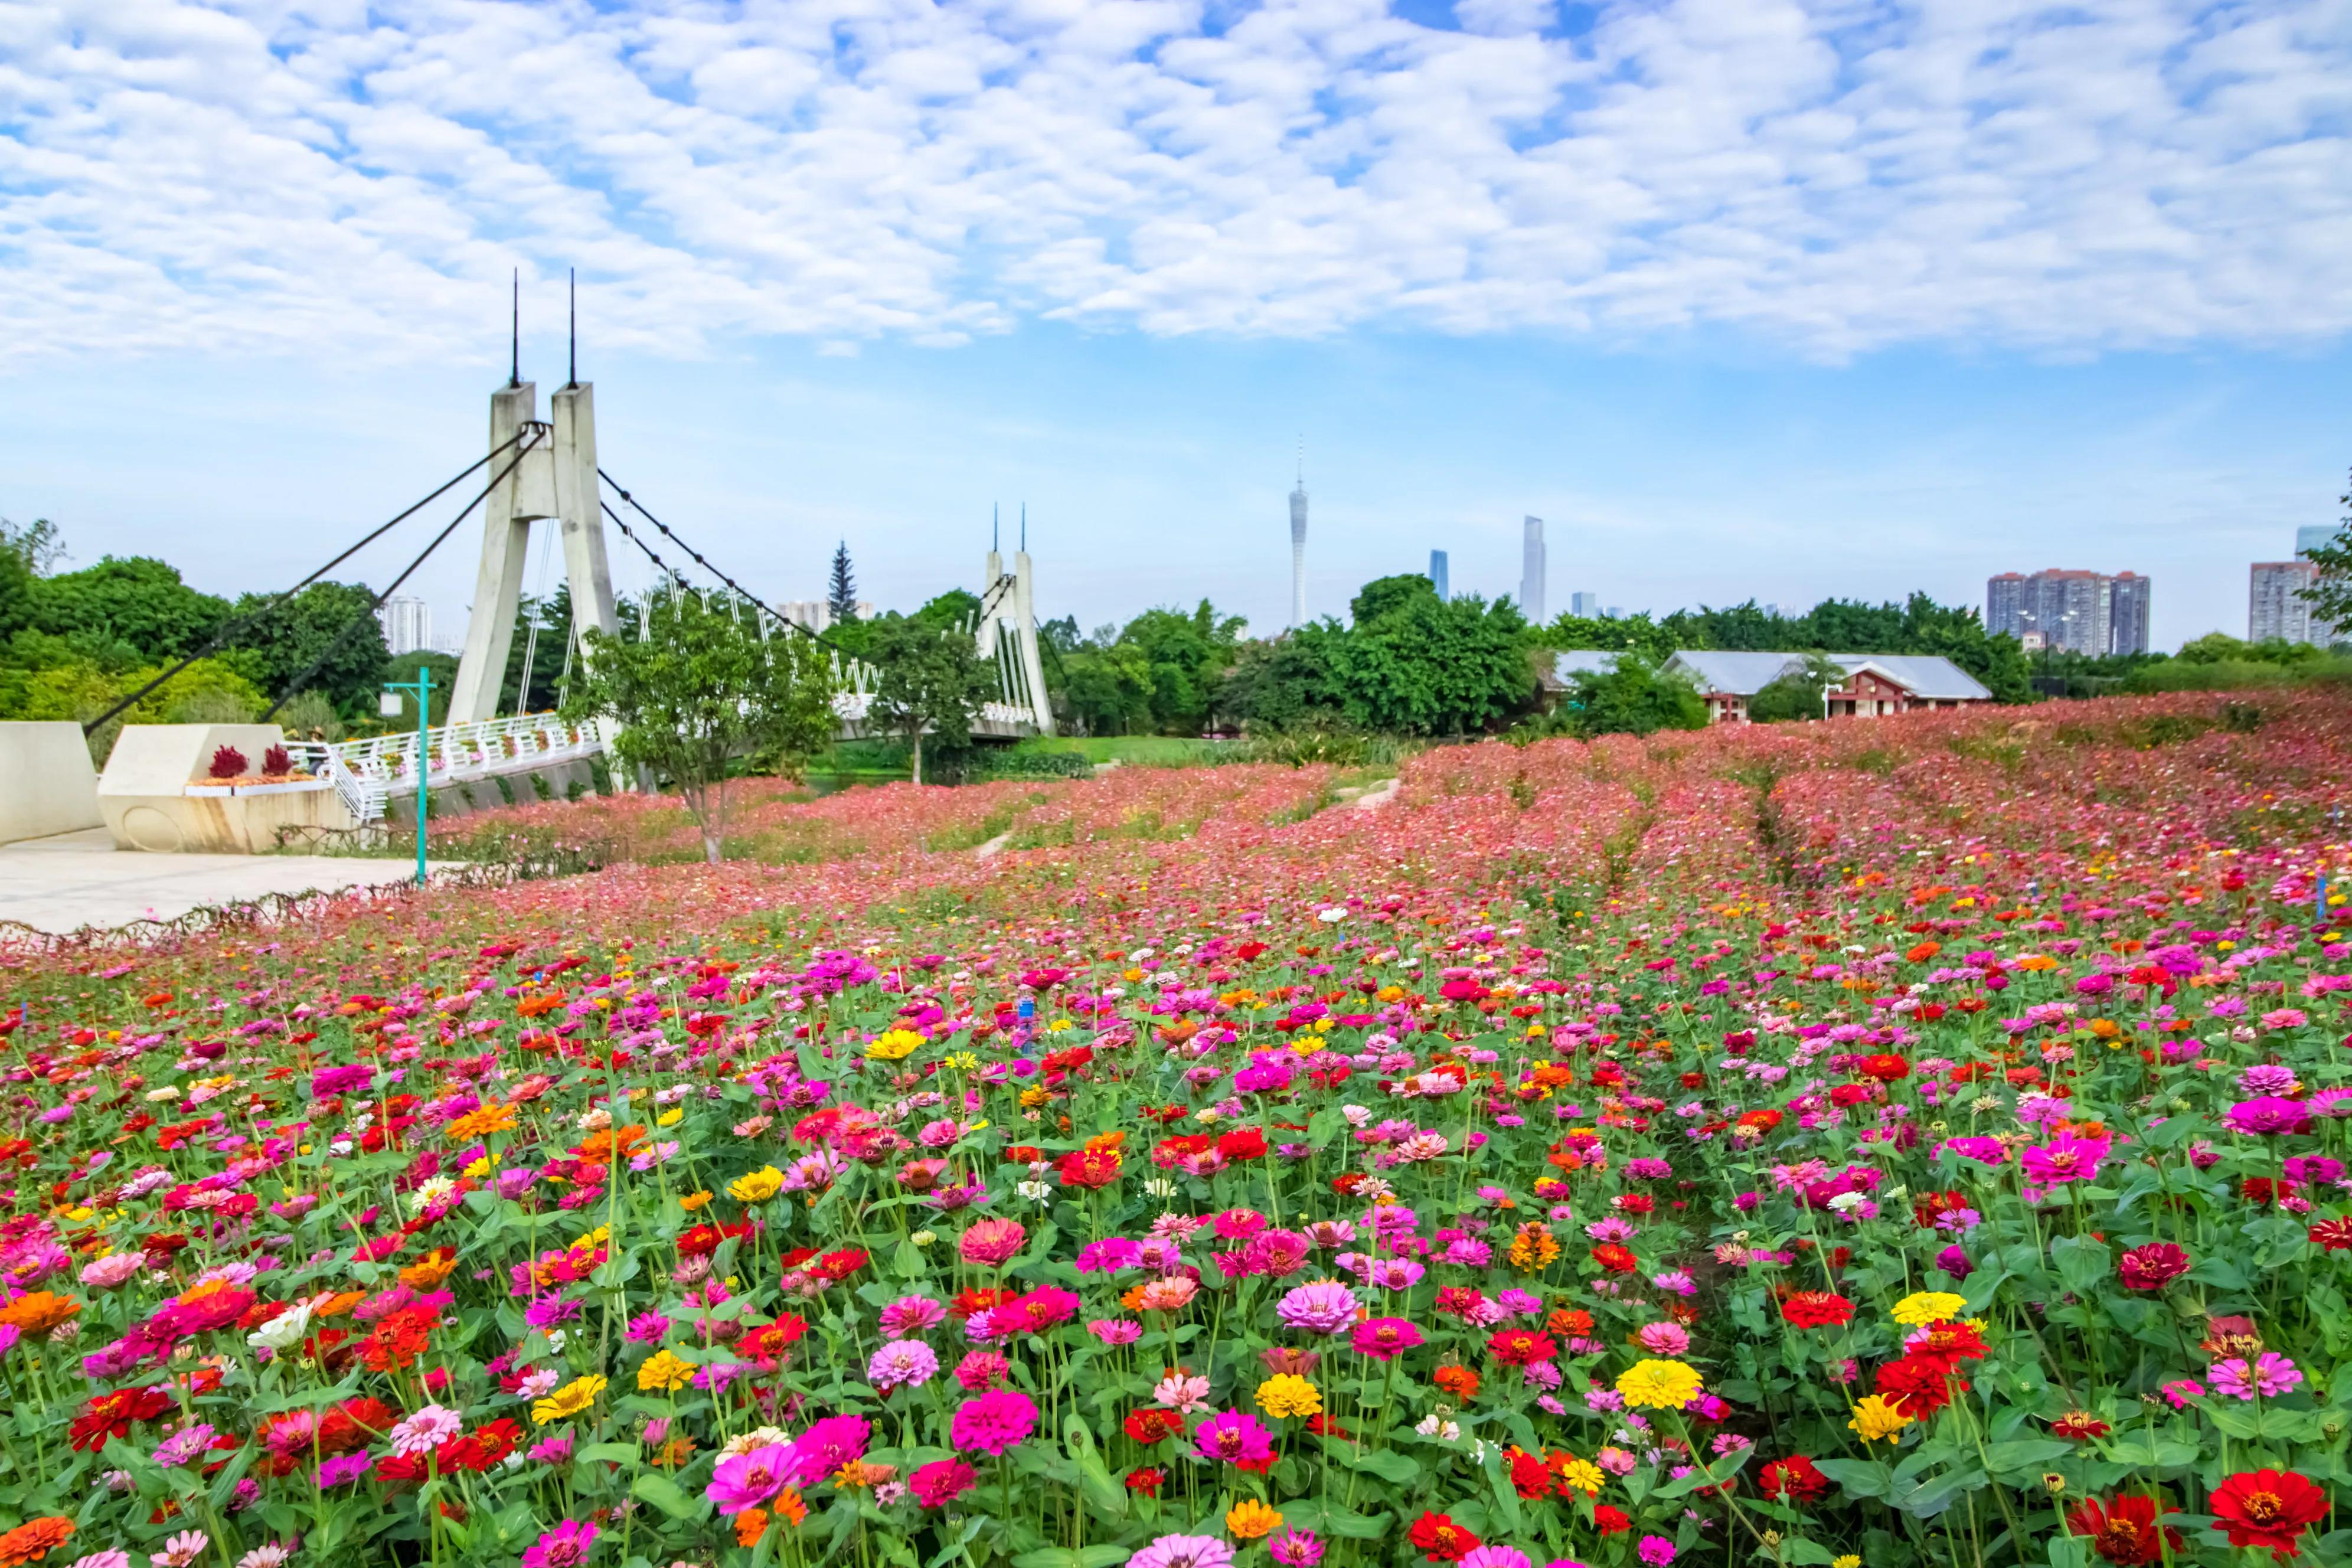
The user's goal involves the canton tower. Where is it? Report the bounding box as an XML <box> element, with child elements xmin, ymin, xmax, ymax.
<box><xmin>1289</xmin><ymin>446</ymin><xmax>1308</xmax><ymax>628</ymax></box>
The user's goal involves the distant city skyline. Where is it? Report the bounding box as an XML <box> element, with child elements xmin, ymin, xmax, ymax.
<box><xmin>1987</xmin><ymin>569</ymin><xmax>2153</xmax><ymax>656</ymax></box>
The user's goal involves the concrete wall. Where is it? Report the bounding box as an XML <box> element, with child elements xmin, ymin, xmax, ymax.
<box><xmin>97</xmin><ymin>724</ymin><xmax>354</xmax><ymax>852</ymax></box>
<box><xmin>0</xmin><ymin>721</ymin><xmax>104</xmax><ymax>845</ymax></box>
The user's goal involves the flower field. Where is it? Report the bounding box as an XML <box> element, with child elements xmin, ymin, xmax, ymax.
<box><xmin>8</xmin><ymin>688</ymin><xmax>2352</xmax><ymax>1568</ymax></box>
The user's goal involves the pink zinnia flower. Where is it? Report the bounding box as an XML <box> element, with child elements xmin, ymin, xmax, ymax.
<box><xmin>950</xmin><ymin>1388</ymin><xmax>1037</xmax><ymax>1455</ymax></box>
<box><xmin>959</xmin><ymin>1218</ymin><xmax>1027</xmax><ymax>1266</ymax></box>
<box><xmin>788</xmin><ymin>1414</ymin><xmax>870</xmax><ymax>1485</ymax></box>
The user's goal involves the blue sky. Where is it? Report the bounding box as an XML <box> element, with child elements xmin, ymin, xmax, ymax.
<box><xmin>5</xmin><ymin>0</ymin><xmax>2351</xmax><ymax>651</ymax></box>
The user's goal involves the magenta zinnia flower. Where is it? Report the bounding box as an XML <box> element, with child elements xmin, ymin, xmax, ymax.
<box><xmin>2020</xmin><ymin>1133</ymin><xmax>2108</xmax><ymax>1186</ymax></box>
<box><xmin>788</xmin><ymin>1414</ymin><xmax>871</xmax><ymax>1484</ymax></box>
<box><xmin>950</xmin><ymin>1387</ymin><xmax>1038</xmax><ymax>1455</ymax></box>
<box><xmin>910</xmin><ymin>1457</ymin><xmax>976</xmax><ymax>1508</ymax></box>
<box><xmin>1192</xmin><ymin>1408</ymin><xmax>1276</xmax><ymax>1466</ymax></box>
<box><xmin>705</xmin><ymin>1443</ymin><xmax>792</xmax><ymax>1511</ymax></box>
<box><xmin>1352</xmin><ymin>1317</ymin><xmax>1424</xmax><ymax>1360</ymax></box>
<box><xmin>2225</xmin><ymin>1097</ymin><xmax>2314</xmax><ymax>1137</ymax></box>
<box><xmin>521</xmin><ymin>1520</ymin><xmax>597</xmax><ymax>1568</ymax></box>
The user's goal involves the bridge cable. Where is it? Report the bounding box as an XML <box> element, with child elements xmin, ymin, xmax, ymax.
<box><xmin>260</xmin><ymin>430</ymin><xmax>549</xmax><ymax>722</ymax></box>
<box><xmin>81</xmin><ymin>432</ymin><xmax>530</xmax><ymax>736</ymax></box>
<box><xmin>597</xmin><ymin>493</ymin><xmax>855</xmax><ymax>658</ymax></box>
<box><xmin>597</xmin><ymin>475</ymin><xmax>856</xmax><ymax>653</ymax></box>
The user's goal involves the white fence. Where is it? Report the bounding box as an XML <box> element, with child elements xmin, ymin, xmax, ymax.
<box><xmin>290</xmin><ymin>714</ymin><xmax>611</xmax><ymax>824</ymax></box>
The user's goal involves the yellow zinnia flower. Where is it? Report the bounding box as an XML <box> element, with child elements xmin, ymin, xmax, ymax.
<box><xmin>1255</xmin><ymin>1374</ymin><xmax>1322</xmax><ymax>1419</ymax></box>
<box><xmin>1890</xmin><ymin>1291</ymin><xmax>1968</xmax><ymax>1327</ymax></box>
<box><xmin>1847</xmin><ymin>1394</ymin><xmax>1912</xmax><ymax>1443</ymax></box>
<box><xmin>637</xmin><ymin>1350</ymin><xmax>694</xmax><ymax>1393</ymax></box>
<box><xmin>1226</xmin><ymin>1499</ymin><xmax>1283</xmax><ymax>1540</ymax></box>
<box><xmin>1556</xmin><ymin>1458</ymin><xmax>1604</xmax><ymax>1495</ymax></box>
<box><xmin>532</xmin><ymin>1374</ymin><xmax>607</xmax><ymax>1425</ymax></box>
<box><xmin>729</xmin><ymin>1167</ymin><xmax>784</xmax><ymax>1203</ymax></box>
<box><xmin>1614</xmin><ymin>1358</ymin><xmax>1704</xmax><ymax>1411</ymax></box>
<box><xmin>867</xmin><ymin>1030</ymin><xmax>926</xmax><ymax>1061</ymax></box>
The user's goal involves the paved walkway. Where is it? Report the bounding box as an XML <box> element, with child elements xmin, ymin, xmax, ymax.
<box><xmin>0</xmin><ymin>828</ymin><xmax>433</xmax><ymax>935</ymax></box>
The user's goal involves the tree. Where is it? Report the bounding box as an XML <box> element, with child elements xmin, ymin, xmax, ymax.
<box><xmin>0</xmin><ymin>517</ymin><xmax>67</xmax><ymax>576</ymax></box>
<box><xmin>223</xmin><ymin>580</ymin><xmax>391</xmax><ymax>714</ymax></box>
<box><xmin>1324</xmin><ymin>575</ymin><xmax>1535</xmax><ymax>735</ymax></box>
<box><xmin>562</xmin><ymin>593</ymin><xmax>838</xmax><ymax>863</ymax></box>
<box><xmin>1747</xmin><ymin>654</ymin><xmax>1845</xmax><ymax>723</ymax></box>
<box><xmin>867</xmin><ymin>612</ymin><xmax>993</xmax><ymax>784</ymax></box>
<box><xmin>29</xmin><ymin>556</ymin><xmax>228</xmax><ymax>661</ymax></box>
<box><xmin>828</xmin><ymin>542</ymin><xmax>860</xmax><ymax>624</ymax></box>
<box><xmin>1557</xmin><ymin>651</ymin><xmax>1708</xmax><ymax>737</ymax></box>
<box><xmin>2299</xmin><ymin>480</ymin><xmax>2352</xmax><ymax>634</ymax></box>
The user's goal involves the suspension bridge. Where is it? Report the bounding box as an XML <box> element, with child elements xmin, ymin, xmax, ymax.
<box><xmin>65</xmin><ymin>303</ymin><xmax>1054</xmax><ymax>832</ymax></box>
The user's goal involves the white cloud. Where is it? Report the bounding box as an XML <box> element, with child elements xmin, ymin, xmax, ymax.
<box><xmin>2</xmin><ymin>0</ymin><xmax>2350</xmax><ymax>362</ymax></box>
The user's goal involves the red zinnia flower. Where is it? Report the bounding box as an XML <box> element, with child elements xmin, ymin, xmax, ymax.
<box><xmin>1875</xmin><ymin>1354</ymin><xmax>1963</xmax><ymax>1417</ymax></box>
<box><xmin>1857</xmin><ymin>1054</ymin><xmax>1910</xmax><ymax>1082</ymax></box>
<box><xmin>2051</xmin><ymin>1410</ymin><xmax>2111</xmax><ymax>1442</ymax></box>
<box><xmin>2210</xmin><ymin>1469</ymin><xmax>2328</xmax><ymax>1557</ymax></box>
<box><xmin>2063</xmin><ymin>1494</ymin><xmax>2183</xmax><ymax>1566</ymax></box>
<box><xmin>1758</xmin><ymin>1455</ymin><xmax>1830</xmax><ymax>1506</ymax></box>
<box><xmin>1507</xmin><ymin>1449</ymin><xmax>1554</xmax><ymax>1500</ymax></box>
<box><xmin>1591</xmin><ymin>1243</ymin><xmax>1638</xmax><ymax>1275</ymax></box>
<box><xmin>1486</xmin><ymin>1329</ymin><xmax>1557</xmax><ymax>1367</ymax></box>
<box><xmin>1123</xmin><ymin>1409</ymin><xmax>1183</xmax><ymax>1445</ymax></box>
<box><xmin>1407</xmin><ymin>1512</ymin><xmax>1481</xmax><ymax>1563</ymax></box>
<box><xmin>1592</xmin><ymin>1505</ymin><xmax>1631</xmax><ymax>1534</ymax></box>
<box><xmin>1779</xmin><ymin>1291</ymin><xmax>1854</xmax><ymax>1330</ymax></box>
<box><xmin>2309</xmin><ymin>1217</ymin><xmax>2352</xmax><ymax>1252</ymax></box>
<box><xmin>1123</xmin><ymin>1467</ymin><xmax>1164</xmax><ymax>1496</ymax></box>
<box><xmin>2116</xmin><ymin>1243</ymin><xmax>2190</xmax><ymax>1291</ymax></box>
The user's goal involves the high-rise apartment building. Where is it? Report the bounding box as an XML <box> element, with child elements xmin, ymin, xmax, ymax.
<box><xmin>1570</xmin><ymin>590</ymin><xmax>1599</xmax><ymax>618</ymax></box>
<box><xmin>1520</xmin><ymin>515</ymin><xmax>1546</xmax><ymax>623</ymax></box>
<box><xmin>2108</xmin><ymin>573</ymin><xmax>2152</xmax><ymax>655</ymax></box>
<box><xmin>2298</xmin><ymin>525</ymin><xmax>2336</xmax><ymax>557</ymax></box>
<box><xmin>2250</xmin><ymin>561</ymin><xmax>2331</xmax><ymax>645</ymax></box>
<box><xmin>1289</xmin><ymin>463</ymin><xmax>1308</xmax><ymax>628</ymax></box>
<box><xmin>1429</xmin><ymin>550</ymin><xmax>1449</xmax><ymax>603</ymax></box>
<box><xmin>377</xmin><ymin>594</ymin><xmax>433</xmax><ymax>656</ymax></box>
<box><xmin>1985</xmin><ymin>569</ymin><xmax>2148</xmax><ymax>655</ymax></box>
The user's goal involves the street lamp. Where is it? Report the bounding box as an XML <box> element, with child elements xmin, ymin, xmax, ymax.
<box><xmin>379</xmin><ymin>665</ymin><xmax>434</xmax><ymax>887</ymax></box>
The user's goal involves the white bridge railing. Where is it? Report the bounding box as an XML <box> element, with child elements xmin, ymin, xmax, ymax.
<box><xmin>290</xmin><ymin>714</ymin><xmax>611</xmax><ymax>824</ymax></box>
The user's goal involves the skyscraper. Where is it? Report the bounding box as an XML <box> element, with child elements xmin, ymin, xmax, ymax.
<box><xmin>2252</xmin><ymin>561</ymin><xmax>2333</xmax><ymax>645</ymax></box>
<box><xmin>1429</xmin><ymin>550</ymin><xmax>1449</xmax><ymax>602</ymax></box>
<box><xmin>1288</xmin><ymin>455</ymin><xmax>1308</xmax><ymax>629</ymax></box>
<box><xmin>2298</xmin><ymin>525</ymin><xmax>2337</xmax><ymax>557</ymax></box>
<box><xmin>377</xmin><ymin>594</ymin><xmax>433</xmax><ymax>656</ymax></box>
<box><xmin>1570</xmin><ymin>591</ymin><xmax>1599</xmax><ymax>618</ymax></box>
<box><xmin>1985</xmin><ymin>569</ymin><xmax>2147</xmax><ymax>655</ymax></box>
<box><xmin>1520</xmin><ymin>515</ymin><xmax>1546</xmax><ymax>623</ymax></box>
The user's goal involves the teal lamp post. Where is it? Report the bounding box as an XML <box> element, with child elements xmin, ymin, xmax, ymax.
<box><xmin>379</xmin><ymin>665</ymin><xmax>434</xmax><ymax>886</ymax></box>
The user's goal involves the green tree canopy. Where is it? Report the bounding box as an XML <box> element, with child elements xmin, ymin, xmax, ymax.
<box><xmin>867</xmin><ymin>612</ymin><xmax>994</xmax><ymax>784</ymax></box>
<box><xmin>30</xmin><ymin>556</ymin><xmax>228</xmax><ymax>661</ymax></box>
<box><xmin>1044</xmin><ymin>600</ymin><xmax>1244</xmax><ymax>736</ymax></box>
<box><xmin>226</xmin><ymin>580</ymin><xmax>391</xmax><ymax>714</ymax></box>
<box><xmin>1746</xmin><ymin>654</ymin><xmax>1846</xmax><ymax>723</ymax></box>
<box><xmin>563</xmin><ymin>593</ymin><xmax>838</xmax><ymax>863</ymax></box>
<box><xmin>1557</xmin><ymin>651</ymin><xmax>1708</xmax><ymax>737</ymax></box>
